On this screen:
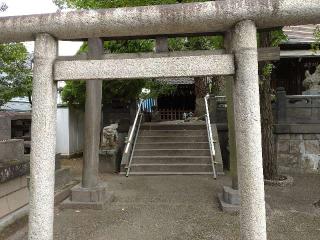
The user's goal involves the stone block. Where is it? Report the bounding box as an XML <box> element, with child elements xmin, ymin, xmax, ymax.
<box><xmin>60</xmin><ymin>182</ymin><xmax>114</xmax><ymax>210</ymax></box>
<box><xmin>301</xmin><ymin>154</ymin><xmax>320</xmax><ymax>171</ymax></box>
<box><xmin>0</xmin><ymin>139</ymin><xmax>24</xmax><ymax>163</ymax></box>
<box><xmin>290</xmin><ymin>134</ymin><xmax>303</xmax><ymax>140</ymax></box>
<box><xmin>277</xmin><ymin>134</ymin><xmax>290</xmax><ymax>140</ymax></box>
<box><xmin>289</xmin><ymin>140</ymin><xmax>303</xmax><ymax>154</ymax></box>
<box><xmin>218</xmin><ymin>193</ymin><xmax>239</xmax><ymax>214</ymax></box>
<box><xmin>304</xmin><ymin>140</ymin><xmax>320</xmax><ymax>155</ymax></box>
<box><xmin>277</xmin><ymin>140</ymin><xmax>289</xmax><ymax>153</ymax></box>
<box><xmin>0</xmin><ymin>160</ymin><xmax>29</xmax><ymax>184</ymax></box>
<box><xmin>287</xmin><ymin>155</ymin><xmax>300</xmax><ymax>168</ymax></box>
<box><xmin>0</xmin><ymin>117</ymin><xmax>11</xmax><ymax>141</ymax></box>
<box><xmin>222</xmin><ymin>186</ymin><xmax>240</xmax><ymax>205</ymax></box>
<box><xmin>71</xmin><ymin>183</ymin><xmax>106</xmax><ymax>202</ymax></box>
<box><xmin>278</xmin><ymin>153</ymin><xmax>300</xmax><ymax>169</ymax></box>
<box><xmin>303</xmin><ymin>134</ymin><xmax>317</xmax><ymax>140</ymax></box>
<box><xmin>99</xmin><ymin>149</ymin><xmax>119</xmax><ymax>173</ymax></box>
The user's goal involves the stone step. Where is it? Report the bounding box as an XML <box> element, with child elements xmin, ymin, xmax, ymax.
<box><xmin>137</xmin><ymin>136</ymin><xmax>208</xmax><ymax>143</ymax></box>
<box><xmin>129</xmin><ymin>163</ymin><xmax>213</xmax><ymax>172</ymax></box>
<box><xmin>133</xmin><ymin>149</ymin><xmax>210</xmax><ymax>157</ymax></box>
<box><xmin>135</xmin><ymin>142</ymin><xmax>209</xmax><ymax>150</ymax></box>
<box><xmin>139</xmin><ymin>130</ymin><xmax>207</xmax><ymax>136</ymax></box>
<box><xmin>140</xmin><ymin>123</ymin><xmax>206</xmax><ymax>130</ymax></box>
<box><xmin>132</xmin><ymin>156</ymin><xmax>212</xmax><ymax>164</ymax></box>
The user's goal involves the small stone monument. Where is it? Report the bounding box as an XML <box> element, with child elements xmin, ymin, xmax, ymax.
<box><xmin>101</xmin><ymin>123</ymin><xmax>118</xmax><ymax>150</ymax></box>
<box><xmin>303</xmin><ymin>65</ymin><xmax>320</xmax><ymax>95</ymax></box>
<box><xmin>99</xmin><ymin>123</ymin><xmax>120</xmax><ymax>173</ymax></box>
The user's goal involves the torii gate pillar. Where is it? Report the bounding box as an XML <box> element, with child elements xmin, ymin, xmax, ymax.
<box><xmin>28</xmin><ymin>33</ymin><xmax>58</xmax><ymax>240</ymax></box>
<box><xmin>232</xmin><ymin>20</ymin><xmax>267</xmax><ymax>240</ymax></box>
<box><xmin>60</xmin><ymin>38</ymin><xmax>114</xmax><ymax>210</ymax></box>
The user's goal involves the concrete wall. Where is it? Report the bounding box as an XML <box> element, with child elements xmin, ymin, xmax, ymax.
<box><xmin>0</xmin><ymin>176</ymin><xmax>29</xmax><ymax>219</ymax></box>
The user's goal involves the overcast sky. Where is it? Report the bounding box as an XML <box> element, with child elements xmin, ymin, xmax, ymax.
<box><xmin>0</xmin><ymin>0</ymin><xmax>83</xmax><ymax>56</ymax></box>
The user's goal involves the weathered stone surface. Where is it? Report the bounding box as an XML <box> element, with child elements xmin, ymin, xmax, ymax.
<box><xmin>101</xmin><ymin>124</ymin><xmax>118</xmax><ymax>150</ymax></box>
<box><xmin>0</xmin><ymin>116</ymin><xmax>11</xmax><ymax>141</ymax></box>
<box><xmin>289</xmin><ymin>140</ymin><xmax>303</xmax><ymax>154</ymax></box>
<box><xmin>276</xmin><ymin>133</ymin><xmax>320</xmax><ymax>173</ymax></box>
<box><xmin>60</xmin><ymin>183</ymin><xmax>114</xmax><ymax>210</ymax></box>
<box><xmin>99</xmin><ymin>149</ymin><xmax>120</xmax><ymax>173</ymax></box>
<box><xmin>28</xmin><ymin>33</ymin><xmax>57</xmax><ymax>240</ymax></box>
<box><xmin>301</xmin><ymin>154</ymin><xmax>320</xmax><ymax>171</ymax></box>
<box><xmin>54</xmin><ymin>53</ymin><xmax>235</xmax><ymax>81</ymax></box>
<box><xmin>1</xmin><ymin>0</ymin><xmax>320</xmax><ymax>43</ymax></box>
<box><xmin>0</xmin><ymin>139</ymin><xmax>24</xmax><ymax>163</ymax></box>
<box><xmin>277</xmin><ymin>140</ymin><xmax>289</xmax><ymax>153</ymax></box>
<box><xmin>232</xmin><ymin>20</ymin><xmax>267</xmax><ymax>240</ymax></box>
<box><xmin>290</xmin><ymin>134</ymin><xmax>303</xmax><ymax>140</ymax></box>
<box><xmin>278</xmin><ymin>134</ymin><xmax>290</xmax><ymax>140</ymax></box>
<box><xmin>0</xmin><ymin>160</ymin><xmax>29</xmax><ymax>184</ymax></box>
<box><xmin>303</xmin><ymin>134</ymin><xmax>318</xmax><ymax>140</ymax></box>
<box><xmin>222</xmin><ymin>186</ymin><xmax>240</xmax><ymax>205</ymax></box>
<box><xmin>304</xmin><ymin>140</ymin><xmax>320</xmax><ymax>155</ymax></box>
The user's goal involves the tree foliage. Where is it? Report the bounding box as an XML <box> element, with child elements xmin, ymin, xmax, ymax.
<box><xmin>0</xmin><ymin>44</ymin><xmax>32</xmax><ymax>106</ymax></box>
<box><xmin>0</xmin><ymin>5</ymin><xmax>33</xmax><ymax>107</ymax></box>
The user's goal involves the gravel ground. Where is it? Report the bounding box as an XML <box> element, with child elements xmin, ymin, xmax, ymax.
<box><xmin>2</xmin><ymin>159</ymin><xmax>320</xmax><ymax>240</ymax></box>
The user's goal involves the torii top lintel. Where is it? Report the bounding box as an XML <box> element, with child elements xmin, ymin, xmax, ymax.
<box><xmin>0</xmin><ymin>0</ymin><xmax>319</xmax><ymax>43</ymax></box>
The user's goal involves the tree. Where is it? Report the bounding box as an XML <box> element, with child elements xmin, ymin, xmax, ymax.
<box><xmin>0</xmin><ymin>5</ymin><xmax>33</xmax><ymax>107</ymax></box>
<box><xmin>312</xmin><ymin>26</ymin><xmax>320</xmax><ymax>51</ymax></box>
<box><xmin>258</xmin><ymin>30</ymin><xmax>287</xmax><ymax>180</ymax></box>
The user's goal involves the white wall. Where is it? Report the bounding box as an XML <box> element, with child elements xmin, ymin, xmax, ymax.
<box><xmin>56</xmin><ymin>107</ymin><xmax>70</xmax><ymax>155</ymax></box>
<box><xmin>56</xmin><ymin>107</ymin><xmax>84</xmax><ymax>156</ymax></box>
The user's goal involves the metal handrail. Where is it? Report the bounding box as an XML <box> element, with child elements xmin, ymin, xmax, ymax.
<box><xmin>126</xmin><ymin>112</ymin><xmax>143</xmax><ymax>177</ymax></box>
<box><xmin>204</xmin><ymin>94</ymin><xmax>217</xmax><ymax>179</ymax></box>
<box><xmin>124</xmin><ymin>100</ymin><xmax>143</xmax><ymax>154</ymax></box>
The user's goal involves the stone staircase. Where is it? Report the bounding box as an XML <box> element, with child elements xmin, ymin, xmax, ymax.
<box><xmin>124</xmin><ymin>122</ymin><xmax>223</xmax><ymax>175</ymax></box>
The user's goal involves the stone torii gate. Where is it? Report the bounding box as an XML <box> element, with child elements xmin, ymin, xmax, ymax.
<box><xmin>0</xmin><ymin>1</ymin><xmax>319</xmax><ymax>240</ymax></box>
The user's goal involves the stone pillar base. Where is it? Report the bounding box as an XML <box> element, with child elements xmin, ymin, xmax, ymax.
<box><xmin>60</xmin><ymin>182</ymin><xmax>114</xmax><ymax>210</ymax></box>
<box><xmin>218</xmin><ymin>186</ymin><xmax>240</xmax><ymax>214</ymax></box>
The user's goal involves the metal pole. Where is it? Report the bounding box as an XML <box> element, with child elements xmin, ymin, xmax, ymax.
<box><xmin>28</xmin><ymin>33</ymin><xmax>58</xmax><ymax>240</ymax></box>
<box><xmin>232</xmin><ymin>20</ymin><xmax>267</xmax><ymax>240</ymax></box>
